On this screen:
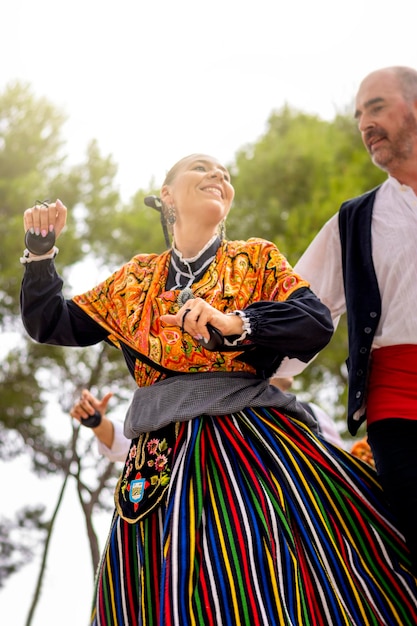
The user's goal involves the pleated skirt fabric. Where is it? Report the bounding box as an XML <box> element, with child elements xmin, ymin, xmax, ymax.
<box><xmin>90</xmin><ymin>407</ymin><xmax>417</xmax><ymax>625</ymax></box>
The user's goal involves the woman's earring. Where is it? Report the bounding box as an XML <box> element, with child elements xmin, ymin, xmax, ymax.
<box><xmin>166</xmin><ymin>206</ymin><xmax>176</xmax><ymax>225</ymax></box>
<box><xmin>219</xmin><ymin>220</ymin><xmax>226</xmax><ymax>240</ymax></box>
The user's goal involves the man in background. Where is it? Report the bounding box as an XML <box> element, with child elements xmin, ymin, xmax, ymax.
<box><xmin>280</xmin><ymin>66</ymin><xmax>417</xmax><ymax>572</ymax></box>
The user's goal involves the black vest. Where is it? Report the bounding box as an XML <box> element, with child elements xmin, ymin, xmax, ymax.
<box><xmin>338</xmin><ymin>186</ymin><xmax>382</xmax><ymax>435</ymax></box>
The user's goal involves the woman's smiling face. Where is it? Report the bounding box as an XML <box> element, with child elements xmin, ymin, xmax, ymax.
<box><xmin>160</xmin><ymin>154</ymin><xmax>235</xmax><ymax>227</ymax></box>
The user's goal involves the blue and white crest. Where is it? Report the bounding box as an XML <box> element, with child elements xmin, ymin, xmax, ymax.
<box><xmin>129</xmin><ymin>478</ymin><xmax>146</xmax><ymax>503</ymax></box>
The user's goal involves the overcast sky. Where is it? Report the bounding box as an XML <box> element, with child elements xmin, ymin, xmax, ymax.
<box><xmin>3</xmin><ymin>0</ymin><xmax>417</xmax><ymax>202</ymax></box>
<box><xmin>2</xmin><ymin>0</ymin><xmax>417</xmax><ymax>624</ymax></box>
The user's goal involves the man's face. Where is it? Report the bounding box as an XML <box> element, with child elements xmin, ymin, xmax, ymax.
<box><xmin>354</xmin><ymin>70</ymin><xmax>417</xmax><ymax>173</ymax></box>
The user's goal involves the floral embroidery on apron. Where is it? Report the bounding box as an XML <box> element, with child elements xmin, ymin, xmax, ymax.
<box><xmin>114</xmin><ymin>422</ymin><xmax>179</xmax><ymax>523</ymax></box>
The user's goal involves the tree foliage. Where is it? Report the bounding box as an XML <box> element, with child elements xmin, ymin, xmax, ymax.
<box><xmin>0</xmin><ymin>83</ymin><xmax>138</xmax><ymax>613</ymax></box>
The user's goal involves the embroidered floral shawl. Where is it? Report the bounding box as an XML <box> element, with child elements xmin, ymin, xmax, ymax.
<box><xmin>73</xmin><ymin>238</ymin><xmax>308</xmax><ymax>387</ymax></box>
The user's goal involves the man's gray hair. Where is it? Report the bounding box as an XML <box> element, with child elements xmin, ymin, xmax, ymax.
<box><xmin>392</xmin><ymin>66</ymin><xmax>417</xmax><ymax>102</ymax></box>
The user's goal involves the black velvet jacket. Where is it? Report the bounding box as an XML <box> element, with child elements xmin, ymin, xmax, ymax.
<box><xmin>20</xmin><ymin>257</ymin><xmax>333</xmax><ymax>382</ymax></box>
<box><xmin>338</xmin><ymin>186</ymin><xmax>381</xmax><ymax>435</ymax></box>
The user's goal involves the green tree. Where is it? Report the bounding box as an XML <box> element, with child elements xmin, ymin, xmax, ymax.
<box><xmin>0</xmin><ymin>82</ymin><xmax>145</xmax><ymax>619</ymax></box>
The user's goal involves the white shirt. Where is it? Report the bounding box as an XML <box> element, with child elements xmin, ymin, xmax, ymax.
<box><xmin>97</xmin><ymin>419</ymin><xmax>130</xmax><ymax>463</ymax></box>
<box><xmin>310</xmin><ymin>402</ymin><xmax>344</xmax><ymax>448</ymax></box>
<box><xmin>278</xmin><ymin>176</ymin><xmax>417</xmax><ymax>376</ymax></box>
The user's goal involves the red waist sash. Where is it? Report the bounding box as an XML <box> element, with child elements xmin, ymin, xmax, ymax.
<box><xmin>366</xmin><ymin>344</ymin><xmax>417</xmax><ymax>425</ymax></box>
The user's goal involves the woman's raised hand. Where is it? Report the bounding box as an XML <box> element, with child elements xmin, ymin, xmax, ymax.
<box><xmin>23</xmin><ymin>199</ymin><xmax>67</xmax><ymax>246</ymax></box>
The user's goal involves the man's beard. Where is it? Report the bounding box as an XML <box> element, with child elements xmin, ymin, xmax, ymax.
<box><xmin>369</xmin><ymin>111</ymin><xmax>417</xmax><ymax>171</ymax></box>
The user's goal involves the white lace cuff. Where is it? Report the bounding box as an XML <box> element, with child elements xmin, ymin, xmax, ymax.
<box><xmin>224</xmin><ymin>310</ymin><xmax>252</xmax><ymax>346</ymax></box>
<box><xmin>20</xmin><ymin>246</ymin><xmax>59</xmax><ymax>264</ymax></box>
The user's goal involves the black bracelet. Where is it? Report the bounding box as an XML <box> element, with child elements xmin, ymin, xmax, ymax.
<box><xmin>80</xmin><ymin>410</ymin><xmax>102</xmax><ymax>428</ymax></box>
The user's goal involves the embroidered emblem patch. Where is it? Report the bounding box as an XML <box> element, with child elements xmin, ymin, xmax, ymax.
<box><xmin>129</xmin><ymin>478</ymin><xmax>146</xmax><ymax>503</ymax></box>
<box><xmin>115</xmin><ymin>424</ymin><xmax>179</xmax><ymax>523</ymax></box>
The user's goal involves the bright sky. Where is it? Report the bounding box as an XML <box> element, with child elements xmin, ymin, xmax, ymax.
<box><xmin>3</xmin><ymin>0</ymin><xmax>417</xmax><ymax>201</ymax></box>
<box><xmin>2</xmin><ymin>0</ymin><xmax>417</xmax><ymax>623</ymax></box>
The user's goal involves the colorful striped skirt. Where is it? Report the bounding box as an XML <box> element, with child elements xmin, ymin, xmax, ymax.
<box><xmin>91</xmin><ymin>407</ymin><xmax>417</xmax><ymax>625</ymax></box>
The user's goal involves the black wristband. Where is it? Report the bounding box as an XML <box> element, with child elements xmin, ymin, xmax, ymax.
<box><xmin>81</xmin><ymin>410</ymin><xmax>102</xmax><ymax>428</ymax></box>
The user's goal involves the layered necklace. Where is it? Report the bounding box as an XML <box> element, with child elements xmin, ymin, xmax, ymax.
<box><xmin>167</xmin><ymin>235</ymin><xmax>220</xmax><ymax>292</ymax></box>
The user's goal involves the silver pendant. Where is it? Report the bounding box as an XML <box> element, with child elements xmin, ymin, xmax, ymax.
<box><xmin>177</xmin><ymin>287</ymin><xmax>195</xmax><ymax>307</ymax></box>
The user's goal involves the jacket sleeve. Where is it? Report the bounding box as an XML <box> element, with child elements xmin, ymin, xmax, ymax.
<box><xmin>275</xmin><ymin>215</ymin><xmax>344</xmax><ymax>377</ymax></box>
<box><xmin>293</xmin><ymin>213</ymin><xmax>346</xmax><ymax>324</ymax></box>
<box><xmin>242</xmin><ymin>286</ymin><xmax>334</xmax><ymax>363</ymax></box>
<box><xmin>20</xmin><ymin>260</ymin><xmax>107</xmax><ymax>346</ymax></box>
